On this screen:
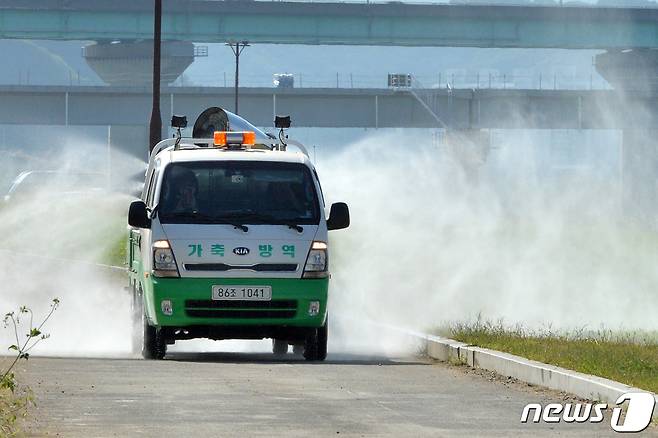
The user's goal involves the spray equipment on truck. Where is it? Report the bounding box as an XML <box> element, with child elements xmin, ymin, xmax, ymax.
<box><xmin>157</xmin><ymin>107</ymin><xmax>308</xmax><ymax>156</ymax></box>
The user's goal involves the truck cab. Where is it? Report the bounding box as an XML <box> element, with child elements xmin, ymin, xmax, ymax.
<box><xmin>128</xmin><ymin>108</ymin><xmax>349</xmax><ymax>360</ymax></box>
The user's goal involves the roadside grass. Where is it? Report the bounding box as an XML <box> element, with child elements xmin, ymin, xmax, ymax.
<box><xmin>1</xmin><ymin>386</ymin><xmax>33</xmax><ymax>437</ymax></box>
<box><xmin>1</xmin><ymin>301</ymin><xmax>59</xmax><ymax>436</ymax></box>
<box><xmin>0</xmin><ymin>196</ymin><xmax>128</xmax><ymax>269</ymax></box>
<box><xmin>439</xmin><ymin>319</ymin><xmax>658</xmax><ymax>394</ymax></box>
<box><xmin>100</xmin><ymin>231</ymin><xmax>128</xmax><ymax>268</ymax></box>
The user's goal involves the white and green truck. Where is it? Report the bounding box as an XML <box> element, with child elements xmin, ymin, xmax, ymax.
<box><xmin>128</xmin><ymin>108</ymin><xmax>350</xmax><ymax>360</ymax></box>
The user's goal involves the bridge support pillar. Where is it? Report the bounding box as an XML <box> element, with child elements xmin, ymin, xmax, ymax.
<box><xmin>444</xmin><ymin>129</ymin><xmax>491</xmax><ymax>183</ymax></box>
<box><xmin>596</xmin><ymin>50</ymin><xmax>658</xmax><ymax>223</ymax></box>
<box><xmin>595</xmin><ymin>49</ymin><xmax>658</xmax><ymax>91</ymax></box>
<box><xmin>83</xmin><ymin>40</ymin><xmax>197</xmax><ymax>86</ymax></box>
<box><xmin>620</xmin><ymin>129</ymin><xmax>658</xmax><ymax>223</ymax></box>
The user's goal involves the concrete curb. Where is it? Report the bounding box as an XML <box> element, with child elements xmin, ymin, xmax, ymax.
<box><xmin>370</xmin><ymin>322</ymin><xmax>658</xmax><ymax>418</ymax></box>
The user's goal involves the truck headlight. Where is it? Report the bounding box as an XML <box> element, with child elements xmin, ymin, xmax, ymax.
<box><xmin>303</xmin><ymin>241</ymin><xmax>328</xmax><ymax>279</ymax></box>
<box><xmin>153</xmin><ymin>240</ymin><xmax>179</xmax><ymax>278</ymax></box>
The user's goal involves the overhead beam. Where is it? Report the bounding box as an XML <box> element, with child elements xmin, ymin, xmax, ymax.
<box><xmin>0</xmin><ymin>0</ymin><xmax>657</xmax><ymax>49</ymax></box>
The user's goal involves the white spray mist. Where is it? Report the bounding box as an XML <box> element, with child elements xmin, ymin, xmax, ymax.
<box><xmin>0</xmin><ymin>138</ymin><xmax>142</xmax><ymax>358</ymax></box>
<box><xmin>320</xmin><ymin>129</ymin><xmax>658</xmax><ymax>354</ymax></box>
<box><xmin>3</xmin><ymin>128</ymin><xmax>656</xmax><ymax>359</ymax></box>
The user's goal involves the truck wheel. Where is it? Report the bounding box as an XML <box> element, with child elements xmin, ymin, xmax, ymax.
<box><xmin>130</xmin><ymin>283</ymin><xmax>143</xmax><ymax>355</ymax></box>
<box><xmin>272</xmin><ymin>339</ymin><xmax>288</xmax><ymax>356</ymax></box>
<box><xmin>292</xmin><ymin>344</ymin><xmax>304</xmax><ymax>356</ymax></box>
<box><xmin>142</xmin><ymin>319</ymin><xmax>166</xmax><ymax>360</ymax></box>
<box><xmin>303</xmin><ymin>321</ymin><xmax>328</xmax><ymax>361</ymax></box>
<box><xmin>316</xmin><ymin>321</ymin><xmax>328</xmax><ymax>361</ymax></box>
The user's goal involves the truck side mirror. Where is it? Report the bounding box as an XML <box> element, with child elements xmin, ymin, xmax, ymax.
<box><xmin>128</xmin><ymin>200</ymin><xmax>151</xmax><ymax>229</ymax></box>
<box><xmin>327</xmin><ymin>202</ymin><xmax>350</xmax><ymax>231</ymax></box>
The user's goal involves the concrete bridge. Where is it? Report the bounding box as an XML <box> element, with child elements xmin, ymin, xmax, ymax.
<box><xmin>1</xmin><ymin>1</ymin><xmax>657</xmax><ymax>88</ymax></box>
<box><xmin>1</xmin><ymin>0</ymin><xmax>657</xmax><ymax>49</ymax></box>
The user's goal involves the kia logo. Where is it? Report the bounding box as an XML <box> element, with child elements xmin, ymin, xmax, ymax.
<box><xmin>233</xmin><ymin>247</ymin><xmax>250</xmax><ymax>256</ymax></box>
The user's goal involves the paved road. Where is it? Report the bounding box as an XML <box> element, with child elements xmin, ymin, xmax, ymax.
<box><xmin>19</xmin><ymin>351</ymin><xmax>634</xmax><ymax>437</ymax></box>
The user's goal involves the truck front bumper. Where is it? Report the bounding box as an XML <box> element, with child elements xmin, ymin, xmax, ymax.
<box><xmin>145</xmin><ymin>277</ymin><xmax>328</xmax><ymax>330</ymax></box>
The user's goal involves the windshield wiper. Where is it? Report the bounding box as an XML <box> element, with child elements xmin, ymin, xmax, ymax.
<box><xmin>161</xmin><ymin>211</ymin><xmax>215</xmax><ymax>222</ymax></box>
<box><xmin>161</xmin><ymin>211</ymin><xmax>249</xmax><ymax>232</ymax></box>
<box><xmin>221</xmin><ymin>212</ymin><xmax>304</xmax><ymax>233</ymax></box>
<box><xmin>283</xmin><ymin>222</ymin><xmax>304</xmax><ymax>233</ymax></box>
<box><xmin>228</xmin><ymin>223</ymin><xmax>249</xmax><ymax>232</ymax></box>
<box><xmin>207</xmin><ymin>214</ymin><xmax>249</xmax><ymax>232</ymax></box>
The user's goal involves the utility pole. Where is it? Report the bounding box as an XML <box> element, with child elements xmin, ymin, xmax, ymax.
<box><xmin>149</xmin><ymin>0</ymin><xmax>162</xmax><ymax>153</ymax></box>
<box><xmin>226</xmin><ymin>41</ymin><xmax>249</xmax><ymax>114</ymax></box>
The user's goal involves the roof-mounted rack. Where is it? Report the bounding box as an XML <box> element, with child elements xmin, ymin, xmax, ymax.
<box><xmin>147</xmin><ymin>107</ymin><xmax>310</xmax><ymax>170</ymax></box>
<box><xmin>150</xmin><ymin>136</ymin><xmax>273</xmax><ymax>159</ymax></box>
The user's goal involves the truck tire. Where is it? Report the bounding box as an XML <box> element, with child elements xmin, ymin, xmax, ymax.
<box><xmin>303</xmin><ymin>321</ymin><xmax>327</xmax><ymax>361</ymax></box>
<box><xmin>316</xmin><ymin>321</ymin><xmax>328</xmax><ymax>361</ymax></box>
<box><xmin>130</xmin><ymin>283</ymin><xmax>143</xmax><ymax>355</ymax></box>
<box><xmin>272</xmin><ymin>339</ymin><xmax>288</xmax><ymax>356</ymax></box>
<box><xmin>142</xmin><ymin>319</ymin><xmax>166</xmax><ymax>360</ymax></box>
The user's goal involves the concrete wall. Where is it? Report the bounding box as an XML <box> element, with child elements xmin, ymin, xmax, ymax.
<box><xmin>3</xmin><ymin>86</ymin><xmax>658</xmax><ymax>132</ymax></box>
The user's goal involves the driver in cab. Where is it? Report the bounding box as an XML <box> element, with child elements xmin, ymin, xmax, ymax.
<box><xmin>162</xmin><ymin>168</ymin><xmax>199</xmax><ymax>214</ymax></box>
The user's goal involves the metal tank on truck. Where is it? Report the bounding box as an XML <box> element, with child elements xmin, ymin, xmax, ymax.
<box><xmin>127</xmin><ymin>107</ymin><xmax>350</xmax><ymax>361</ymax></box>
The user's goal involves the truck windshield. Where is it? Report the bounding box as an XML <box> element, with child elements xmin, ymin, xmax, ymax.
<box><xmin>158</xmin><ymin>161</ymin><xmax>320</xmax><ymax>225</ymax></box>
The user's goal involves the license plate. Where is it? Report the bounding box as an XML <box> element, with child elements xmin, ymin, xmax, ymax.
<box><xmin>211</xmin><ymin>285</ymin><xmax>272</xmax><ymax>301</ymax></box>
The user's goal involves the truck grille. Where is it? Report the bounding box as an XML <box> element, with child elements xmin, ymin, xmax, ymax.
<box><xmin>184</xmin><ymin>263</ymin><xmax>298</xmax><ymax>272</ymax></box>
<box><xmin>184</xmin><ymin>299</ymin><xmax>297</xmax><ymax>319</ymax></box>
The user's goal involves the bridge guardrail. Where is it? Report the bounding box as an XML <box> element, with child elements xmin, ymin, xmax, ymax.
<box><xmin>3</xmin><ymin>70</ymin><xmax>615</xmax><ymax>91</ymax></box>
